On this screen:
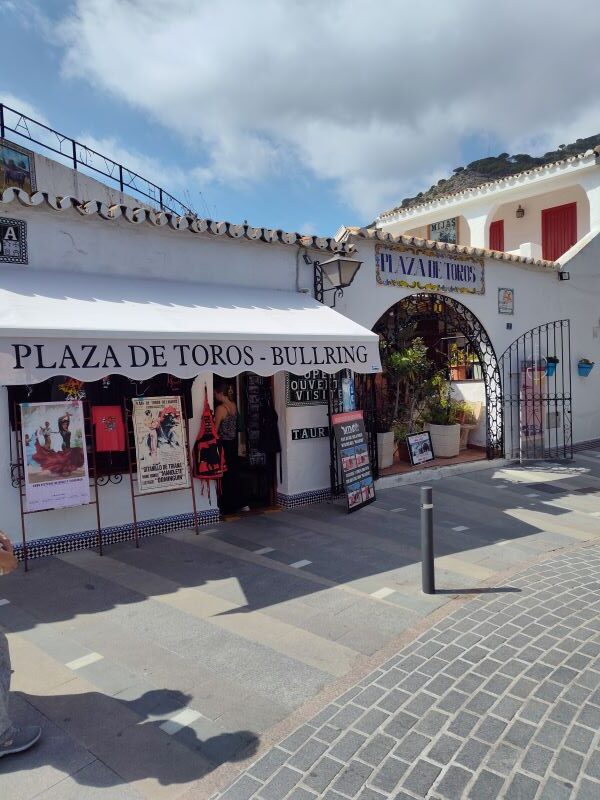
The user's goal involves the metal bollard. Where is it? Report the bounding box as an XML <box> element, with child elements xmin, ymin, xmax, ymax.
<box><xmin>421</xmin><ymin>486</ymin><xmax>435</xmax><ymax>594</ymax></box>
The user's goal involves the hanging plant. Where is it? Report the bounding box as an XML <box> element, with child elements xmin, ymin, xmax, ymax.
<box><xmin>545</xmin><ymin>356</ymin><xmax>559</xmax><ymax>377</ymax></box>
<box><xmin>577</xmin><ymin>359</ymin><xmax>594</xmax><ymax>377</ymax></box>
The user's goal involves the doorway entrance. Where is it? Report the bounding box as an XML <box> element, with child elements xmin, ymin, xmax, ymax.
<box><xmin>372</xmin><ymin>294</ymin><xmax>503</xmax><ymax>470</ymax></box>
<box><xmin>214</xmin><ymin>373</ymin><xmax>279</xmax><ymax>513</ymax></box>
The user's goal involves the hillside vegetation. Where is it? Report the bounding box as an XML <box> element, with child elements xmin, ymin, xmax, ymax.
<box><xmin>387</xmin><ymin>134</ymin><xmax>600</xmax><ymax>214</ymax></box>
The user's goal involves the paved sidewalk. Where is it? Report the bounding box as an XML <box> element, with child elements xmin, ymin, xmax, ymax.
<box><xmin>212</xmin><ymin>544</ymin><xmax>600</xmax><ymax>800</ymax></box>
<box><xmin>1</xmin><ymin>453</ymin><xmax>600</xmax><ymax>798</ymax></box>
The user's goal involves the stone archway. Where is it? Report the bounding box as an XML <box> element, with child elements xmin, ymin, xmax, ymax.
<box><xmin>373</xmin><ymin>293</ymin><xmax>503</xmax><ymax>458</ymax></box>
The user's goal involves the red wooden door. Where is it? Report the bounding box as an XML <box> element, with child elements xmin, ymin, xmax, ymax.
<box><xmin>542</xmin><ymin>202</ymin><xmax>577</xmax><ymax>260</ymax></box>
<box><xmin>489</xmin><ymin>220</ymin><xmax>504</xmax><ymax>251</ymax></box>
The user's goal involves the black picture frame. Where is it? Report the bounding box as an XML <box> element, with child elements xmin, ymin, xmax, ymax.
<box><xmin>406</xmin><ymin>431</ymin><xmax>435</xmax><ymax>466</ymax></box>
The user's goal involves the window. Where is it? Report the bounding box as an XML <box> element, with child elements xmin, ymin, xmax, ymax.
<box><xmin>542</xmin><ymin>202</ymin><xmax>577</xmax><ymax>261</ymax></box>
<box><xmin>489</xmin><ymin>220</ymin><xmax>504</xmax><ymax>252</ymax></box>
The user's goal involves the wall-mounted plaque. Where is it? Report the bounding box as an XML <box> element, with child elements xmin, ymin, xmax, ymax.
<box><xmin>291</xmin><ymin>426</ymin><xmax>329</xmax><ymax>441</ymax></box>
<box><xmin>428</xmin><ymin>217</ymin><xmax>457</xmax><ymax>244</ymax></box>
<box><xmin>286</xmin><ymin>370</ymin><xmax>339</xmax><ymax>406</ymax></box>
<box><xmin>0</xmin><ymin>216</ymin><xmax>27</xmax><ymax>264</ymax></box>
<box><xmin>498</xmin><ymin>287</ymin><xmax>514</xmax><ymax>314</ymax></box>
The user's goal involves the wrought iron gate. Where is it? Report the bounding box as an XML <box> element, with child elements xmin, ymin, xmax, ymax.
<box><xmin>499</xmin><ymin>320</ymin><xmax>573</xmax><ymax>461</ymax></box>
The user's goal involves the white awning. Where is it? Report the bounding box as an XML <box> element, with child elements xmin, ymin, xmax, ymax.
<box><xmin>0</xmin><ymin>268</ymin><xmax>381</xmax><ymax>385</ymax></box>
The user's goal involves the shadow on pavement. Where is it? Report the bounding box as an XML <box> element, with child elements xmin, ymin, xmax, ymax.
<box><xmin>1</xmin><ymin>688</ymin><xmax>258</xmax><ymax>788</ymax></box>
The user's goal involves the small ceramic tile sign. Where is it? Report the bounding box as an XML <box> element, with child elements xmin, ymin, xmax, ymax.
<box><xmin>498</xmin><ymin>287</ymin><xmax>514</xmax><ymax>315</ymax></box>
<box><xmin>0</xmin><ymin>216</ymin><xmax>27</xmax><ymax>264</ymax></box>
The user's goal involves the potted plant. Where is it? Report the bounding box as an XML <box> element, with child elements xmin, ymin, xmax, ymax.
<box><xmin>454</xmin><ymin>400</ymin><xmax>479</xmax><ymax>451</ymax></box>
<box><xmin>578</xmin><ymin>358</ymin><xmax>594</xmax><ymax>377</ymax></box>
<box><xmin>467</xmin><ymin>351</ymin><xmax>483</xmax><ymax>380</ymax></box>
<box><xmin>545</xmin><ymin>356</ymin><xmax>559</xmax><ymax>377</ymax></box>
<box><xmin>449</xmin><ymin>343</ymin><xmax>468</xmax><ymax>381</ymax></box>
<box><xmin>375</xmin><ymin>408</ymin><xmax>395</xmax><ymax>469</ymax></box>
<box><xmin>393</xmin><ymin>419</ymin><xmax>411</xmax><ymax>462</ymax></box>
<box><xmin>423</xmin><ymin>374</ymin><xmax>461</xmax><ymax>458</ymax></box>
<box><xmin>377</xmin><ymin>334</ymin><xmax>434</xmax><ymax>468</ymax></box>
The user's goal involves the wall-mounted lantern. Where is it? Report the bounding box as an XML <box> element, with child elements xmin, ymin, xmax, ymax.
<box><xmin>516</xmin><ymin>205</ymin><xmax>525</xmax><ymax>219</ymax></box>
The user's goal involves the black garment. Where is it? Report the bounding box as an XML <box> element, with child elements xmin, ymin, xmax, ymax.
<box><xmin>218</xmin><ymin>438</ymin><xmax>245</xmax><ymax>515</ymax></box>
<box><xmin>258</xmin><ymin>383</ymin><xmax>281</xmax><ymax>454</ymax></box>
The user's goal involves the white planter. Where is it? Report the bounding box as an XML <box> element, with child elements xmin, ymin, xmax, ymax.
<box><xmin>377</xmin><ymin>431</ymin><xmax>395</xmax><ymax>468</ymax></box>
<box><xmin>426</xmin><ymin>423</ymin><xmax>461</xmax><ymax>458</ymax></box>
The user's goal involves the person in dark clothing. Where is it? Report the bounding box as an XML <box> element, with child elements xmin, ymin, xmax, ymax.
<box><xmin>214</xmin><ymin>380</ymin><xmax>249</xmax><ymax>515</ymax></box>
<box><xmin>57</xmin><ymin>412</ymin><xmax>72</xmax><ymax>450</ymax></box>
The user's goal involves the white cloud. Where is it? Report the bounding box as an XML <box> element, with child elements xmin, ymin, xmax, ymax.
<box><xmin>77</xmin><ymin>134</ymin><xmax>189</xmax><ymax>192</ymax></box>
<box><xmin>0</xmin><ymin>91</ymin><xmax>49</xmax><ymax>127</ymax></box>
<box><xmin>37</xmin><ymin>0</ymin><xmax>600</xmax><ymax>219</ymax></box>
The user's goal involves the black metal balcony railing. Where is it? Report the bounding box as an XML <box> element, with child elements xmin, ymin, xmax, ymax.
<box><xmin>0</xmin><ymin>103</ymin><xmax>195</xmax><ymax>217</ymax></box>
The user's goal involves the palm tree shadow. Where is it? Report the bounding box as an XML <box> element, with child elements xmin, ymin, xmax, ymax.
<box><xmin>2</xmin><ymin>688</ymin><xmax>259</xmax><ymax>789</ymax></box>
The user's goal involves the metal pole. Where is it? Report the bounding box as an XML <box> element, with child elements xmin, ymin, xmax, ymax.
<box><xmin>421</xmin><ymin>486</ymin><xmax>435</xmax><ymax>594</ymax></box>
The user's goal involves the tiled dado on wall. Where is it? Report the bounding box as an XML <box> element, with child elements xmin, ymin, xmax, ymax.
<box><xmin>13</xmin><ymin>509</ymin><xmax>220</xmax><ymax>562</ymax></box>
<box><xmin>14</xmin><ymin>489</ymin><xmax>334</xmax><ymax>560</ymax></box>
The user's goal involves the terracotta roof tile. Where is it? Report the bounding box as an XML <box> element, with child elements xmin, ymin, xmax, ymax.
<box><xmin>343</xmin><ymin>226</ymin><xmax>559</xmax><ymax>270</ymax></box>
<box><xmin>378</xmin><ymin>149</ymin><xmax>599</xmax><ymax>220</ymax></box>
<box><xmin>0</xmin><ymin>188</ymin><xmax>351</xmax><ymax>254</ymax></box>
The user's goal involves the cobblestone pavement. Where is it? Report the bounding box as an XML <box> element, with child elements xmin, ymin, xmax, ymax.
<box><xmin>212</xmin><ymin>544</ymin><xmax>600</xmax><ymax>800</ymax></box>
<box><xmin>3</xmin><ymin>455</ymin><xmax>600</xmax><ymax>799</ymax></box>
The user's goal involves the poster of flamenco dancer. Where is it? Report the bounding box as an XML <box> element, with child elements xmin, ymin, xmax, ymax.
<box><xmin>132</xmin><ymin>396</ymin><xmax>190</xmax><ymax>495</ymax></box>
<box><xmin>20</xmin><ymin>400</ymin><xmax>90</xmax><ymax>512</ymax></box>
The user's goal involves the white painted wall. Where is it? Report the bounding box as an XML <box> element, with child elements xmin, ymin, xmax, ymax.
<box><xmin>490</xmin><ymin>185</ymin><xmax>589</xmax><ymax>255</ymax></box>
<box><xmin>0</xmin><ymin>195</ymin><xmax>321</xmax><ymax>543</ymax></box>
<box><xmin>377</xmin><ymin>158</ymin><xmax>600</xmax><ymax>252</ymax></box>
<box><xmin>4</xmin><ymin>155</ymin><xmax>600</xmax><ymax>545</ymax></box>
<box><xmin>451</xmin><ymin>380</ymin><xmax>486</xmax><ymax>447</ymax></box>
<box><xmin>10</xmin><ymin>202</ymin><xmax>301</xmax><ymax>291</ymax></box>
<box><xmin>32</xmin><ymin>151</ymin><xmax>155</xmax><ymax>210</ymax></box>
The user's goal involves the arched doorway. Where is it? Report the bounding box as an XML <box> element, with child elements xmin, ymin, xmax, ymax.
<box><xmin>372</xmin><ymin>293</ymin><xmax>503</xmax><ymax>459</ymax></box>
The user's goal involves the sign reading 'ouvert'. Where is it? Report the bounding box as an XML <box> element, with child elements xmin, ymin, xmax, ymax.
<box><xmin>376</xmin><ymin>245</ymin><xmax>484</xmax><ymax>295</ymax></box>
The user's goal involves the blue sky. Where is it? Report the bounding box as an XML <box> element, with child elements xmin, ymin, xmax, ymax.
<box><xmin>2</xmin><ymin>1</ymin><xmax>599</xmax><ymax>236</ymax></box>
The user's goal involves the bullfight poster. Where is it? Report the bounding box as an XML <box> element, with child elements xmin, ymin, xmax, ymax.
<box><xmin>132</xmin><ymin>396</ymin><xmax>190</xmax><ymax>494</ymax></box>
<box><xmin>20</xmin><ymin>400</ymin><xmax>90</xmax><ymax>512</ymax></box>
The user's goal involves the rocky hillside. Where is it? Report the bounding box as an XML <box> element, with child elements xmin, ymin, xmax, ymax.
<box><xmin>386</xmin><ymin>134</ymin><xmax>600</xmax><ymax>215</ymax></box>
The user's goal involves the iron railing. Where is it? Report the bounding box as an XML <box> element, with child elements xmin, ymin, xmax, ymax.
<box><xmin>0</xmin><ymin>103</ymin><xmax>195</xmax><ymax>217</ymax></box>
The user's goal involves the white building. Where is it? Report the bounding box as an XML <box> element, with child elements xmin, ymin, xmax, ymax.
<box><xmin>2</xmin><ymin>131</ymin><xmax>600</xmax><ymax>560</ymax></box>
<box><xmin>374</xmin><ymin>148</ymin><xmax>600</xmax><ymax>263</ymax></box>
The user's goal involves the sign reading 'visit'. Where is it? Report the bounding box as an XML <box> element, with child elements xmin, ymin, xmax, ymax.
<box><xmin>286</xmin><ymin>370</ymin><xmax>340</xmax><ymax>406</ymax></box>
<box><xmin>376</xmin><ymin>245</ymin><xmax>484</xmax><ymax>295</ymax></box>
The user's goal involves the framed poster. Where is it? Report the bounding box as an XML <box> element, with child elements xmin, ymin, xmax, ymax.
<box><xmin>20</xmin><ymin>400</ymin><xmax>90</xmax><ymax>512</ymax></box>
<box><xmin>331</xmin><ymin>410</ymin><xmax>376</xmax><ymax>512</ymax></box>
<box><xmin>1</xmin><ymin>140</ymin><xmax>36</xmax><ymax>194</ymax></box>
<box><xmin>406</xmin><ymin>431</ymin><xmax>435</xmax><ymax>466</ymax></box>
<box><xmin>428</xmin><ymin>217</ymin><xmax>457</xmax><ymax>244</ymax></box>
<box><xmin>132</xmin><ymin>396</ymin><xmax>190</xmax><ymax>494</ymax></box>
<box><xmin>498</xmin><ymin>288</ymin><xmax>514</xmax><ymax>314</ymax></box>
